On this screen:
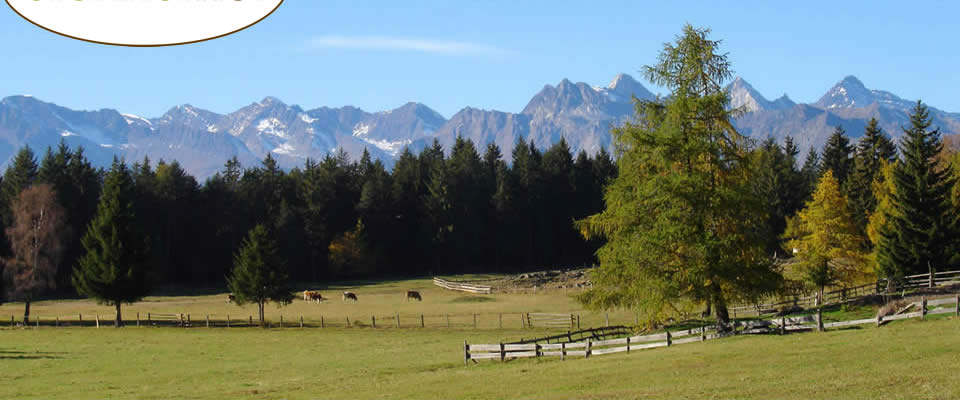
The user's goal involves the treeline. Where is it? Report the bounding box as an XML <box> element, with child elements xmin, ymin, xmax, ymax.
<box><xmin>0</xmin><ymin>136</ymin><xmax>617</xmax><ymax>296</ymax></box>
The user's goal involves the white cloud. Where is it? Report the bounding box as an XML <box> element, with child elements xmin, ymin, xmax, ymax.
<box><xmin>307</xmin><ymin>35</ymin><xmax>504</xmax><ymax>56</ymax></box>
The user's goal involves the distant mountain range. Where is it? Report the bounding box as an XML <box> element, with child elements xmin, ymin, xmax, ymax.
<box><xmin>2</xmin><ymin>74</ymin><xmax>958</xmax><ymax>178</ymax></box>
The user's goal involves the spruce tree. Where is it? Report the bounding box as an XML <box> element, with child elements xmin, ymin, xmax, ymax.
<box><xmin>0</xmin><ymin>146</ymin><xmax>39</xmax><ymax>234</ymax></box>
<box><xmin>821</xmin><ymin>126</ymin><xmax>854</xmax><ymax>186</ymax></box>
<box><xmin>73</xmin><ymin>158</ymin><xmax>149</xmax><ymax>327</ymax></box>
<box><xmin>849</xmin><ymin>118</ymin><xmax>897</xmax><ymax>235</ymax></box>
<box><xmin>227</xmin><ymin>224</ymin><xmax>294</xmax><ymax>326</ymax></box>
<box><xmin>876</xmin><ymin>101</ymin><xmax>958</xmax><ymax>286</ymax></box>
<box><xmin>800</xmin><ymin>146</ymin><xmax>822</xmax><ymax>201</ymax></box>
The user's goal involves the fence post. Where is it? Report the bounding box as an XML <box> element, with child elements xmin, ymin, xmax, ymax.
<box><xmin>346</xmin><ymin>316</ymin><xmax>350</xmax><ymax>328</ymax></box>
<box><xmin>280</xmin><ymin>315</ymin><xmax>283</xmax><ymax>328</ymax></box>
<box><xmin>921</xmin><ymin>297</ymin><xmax>927</xmax><ymax>320</ymax></box>
<box><xmin>876</xmin><ymin>313</ymin><xmax>882</xmax><ymax>327</ymax></box>
<box><xmin>227</xmin><ymin>315</ymin><xmax>230</xmax><ymax>328</ymax></box>
<box><xmin>780</xmin><ymin>316</ymin><xmax>786</xmax><ymax>335</ymax></box>
<box><xmin>817</xmin><ymin>308</ymin><xmax>823</xmax><ymax>332</ymax></box>
<box><xmin>300</xmin><ymin>316</ymin><xmax>304</xmax><ymax>329</ymax></box>
<box><xmin>320</xmin><ymin>316</ymin><xmax>324</xmax><ymax>328</ymax></box>
<box><xmin>577</xmin><ymin>314</ymin><xmax>580</xmax><ymax>329</ymax></box>
<box><xmin>187</xmin><ymin>314</ymin><xmax>191</xmax><ymax>327</ymax></box>
<box><xmin>956</xmin><ymin>294</ymin><xmax>959</xmax><ymax>317</ymax></box>
<box><xmin>535</xmin><ymin>343</ymin><xmax>541</xmax><ymax>357</ymax></box>
<box><xmin>249</xmin><ymin>316</ymin><xmax>253</xmax><ymax>326</ymax></box>
<box><xmin>561</xmin><ymin>342</ymin><xmax>566</xmax><ymax>361</ymax></box>
<box><xmin>137</xmin><ymin>312</ymin><xmax>140</xmax><ymax>327</ymax></box>
<box><xmin>585</xmin><ymin>340</ymin><xmax>591</xmax><ymax>358</ymax></box>
<box><xmin>700</xmin><ymin>325</ymin><xmax>706</xmax><ymax>341</ymax></box>
<box><xmin>420</xmin><ymin>314</ymin><xmax>424</xmax><ymax>328</ymax></box>
<box><xmin>666</xmin><ymin>330</ymin><xmax>672</xmax><ymax>346</ymax></box>
<box><xmin>626</xmin><ymin>336</ymin><xmax>631</xmax><ymax>353</ymax></box>
<box><xmin>147</xmin><ymin>313</ymin><xmax>151</xmax><ymax>325</ymax></box>
<box><xmin>463</xmin><ymin>341</ymin><xmax>469</xmax><ymax>366</ymax></box>
<box><xmin>79</xmin><ymin>314</ymin><xmax>82</xmax><ymax>326</ymax></box>
<box><xmin>396</xmin><ymin>313</ymin><xmax>400</xmax><ymax>329</ymax></box>
<box><xmin>520</xmin><ymin>313</ymin><xmax>525</xmax><ymax>329</ymax></box>
<box><xmin>372</xmin><ymin>316</ymin><xmax>376</xmax><ymax>328</ymax></box>
<box><xmin>96</xmin><ymin>315</ymin><xmax>100</xmax><ymax>328</ymax></box>
<box><xmin>500</xmin><ymin>342</ymin><xmax>505</xmax><ymax>362</ymax></box>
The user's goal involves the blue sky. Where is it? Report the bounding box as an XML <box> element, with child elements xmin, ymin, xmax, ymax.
<box><xmin>1</xmin><ymin>1</ymin><xmax>957</xmax><ymax>119</ymax></box>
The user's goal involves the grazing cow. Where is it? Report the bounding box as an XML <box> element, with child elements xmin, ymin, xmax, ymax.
<box><xmin>303</xmin><ymin>290</ymin><xmax>315</xmax><ymax>301</ymax></box>
<box><xmin>405</xmin><ymin>290</ymin><xmax>422</xmax><ymax>302</ymax></box>
<box><xmin>227</xmin><ymin>293</ymin><xmax>235</xmax><ymax>303</ymax></box>
<box><xmin>342</xmin><ymin>291</ymin><xmax>358</xmax><ymax>302</ymax></box>
<box><xmin>309</xmin><ymin>292</ymin><xmax>325</xmax><ymax>304</ymax></box>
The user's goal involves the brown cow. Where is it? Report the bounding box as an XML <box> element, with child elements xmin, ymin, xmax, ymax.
<box><xmin>227</xmin><ymin>293</ymin><xmax>235</xmax><ymax>303</ymax></box>
<box><xmin>405</xmin><ymin>290</ymin><xmax>422</xmax><ymax>301</ymax></box>
<box><xmin>342</xmin><ymin>291</ymin><xmax>358</xmax><ymax>302</ymax></box>
<box><xmin>310</xmin><ymin>292</ymin><xmax>325</xmax><ymax>304</ymax></box>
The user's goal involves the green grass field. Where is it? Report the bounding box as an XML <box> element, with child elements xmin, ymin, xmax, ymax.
<box><xmin>2</xmin><ymin>278</ymin><xmax>959</xmax><ymax>399</ymax></box>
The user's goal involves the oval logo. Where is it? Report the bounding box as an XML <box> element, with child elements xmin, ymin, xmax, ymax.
<box><xmin>5</xmin><ymin>0</ymin><xmax>283</xmax><ymax>47</ymax></box>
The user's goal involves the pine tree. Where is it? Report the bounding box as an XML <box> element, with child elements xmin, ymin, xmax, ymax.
<box><xmin>787</xmin><ymin>170</ymin><xmax>869</xmax><ymax>305</ymax></box>
<box><xmin>227</xmin><ymin>224</ymin><xmax>294</xmax><ymax>326</ymax></box>
<box><xmin>876</xmin><ymin>101</ymin><xmax>958</xmax><ymax>286</ymax></box>
<box><xmin>72</xmin><ymin>158</ymin><xmax>149</xmax><ymax>327</ymax></box>
<box><xmin>577</xmin><ymin>25</ymin><xmax>781</xmax><ymax>326</ymax></box>
<box><xmin>821</xmin><ymin>126</ymin><xmax>854</xmax><ymax>186</ymax></box>
<box><xmin>849</xmin><ymin>118</ymin><xmax>897</xmax><ymax>235</ymax></box>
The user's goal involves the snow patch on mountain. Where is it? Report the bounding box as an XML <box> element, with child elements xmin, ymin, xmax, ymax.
<box><xmin>299</xmin><ymin>113</ymin><xmax>317</xmax><ymax>124</ymax></box>
<box><xmin>257</xmin><ymin>118</ymin><xmax>288</xmax><ymax>138</ymax></box>
<box><xmin>122</xmin><ymin>113</ymin><xmax>152</xmax><ymax>126</ymax></box>
<box><xmin>353</xmin><ymin>123</ymin><xmax>370</xmax><ymax>137</ymax></box>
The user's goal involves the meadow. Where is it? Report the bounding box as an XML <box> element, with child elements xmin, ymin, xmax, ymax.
<box><xmin>2</xmin><ymin>277</ymin><xmax>958</xmax><ymax>399</ymax></box>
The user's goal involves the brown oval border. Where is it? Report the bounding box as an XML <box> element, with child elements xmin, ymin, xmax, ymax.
<box><xmin>4</xmin><ymin>0</ymin><xmax>284</xmax><ymax>47</ymax></box>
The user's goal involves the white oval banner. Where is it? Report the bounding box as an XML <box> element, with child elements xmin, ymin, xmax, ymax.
<box><xmin>6</xmin><ymin>0</ymin><xmax>284</xmax><ymax>47</ymax></box>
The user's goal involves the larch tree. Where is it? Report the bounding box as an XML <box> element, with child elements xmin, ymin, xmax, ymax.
<box><xmin>577</xmin><ymin>25</ymin><xmax>781</xmax><ymax>327</ymax></box>
<box><xmin>227</xmin><ymin>224</ymin><xmax>294</xmax><ymax>326</ymax></box>
<box><xmin>73</xmin><ymin>158</ymin><xmax>150</xmax><ymax>327</ymax></box>
<box><xmin>3</xmin><ymin>184</ymin><xmax>68</xmax><ymax>324</ymax></box>
<box><xmin>787</xmin><ymin>170</ymin><xmax>869</xmax><ymax>305</ymax></box>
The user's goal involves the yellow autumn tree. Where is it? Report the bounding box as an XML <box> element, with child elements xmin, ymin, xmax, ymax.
<box><xmin>788</xmin><ymin>170</ymin><xmax>870</xmax><ymax>305</ymax></box>
<box><xmin>866</xmin><ymin>160</ymin><xmax>898</xmax><ymax>247</ymax></box>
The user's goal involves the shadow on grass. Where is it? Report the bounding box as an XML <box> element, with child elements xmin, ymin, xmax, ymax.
<box><xmin>0</xmin><ymin>349</ymin><xmax>65</xmax><ymax>360</ymax></box>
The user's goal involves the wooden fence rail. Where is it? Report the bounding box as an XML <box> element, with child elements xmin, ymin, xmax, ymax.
<box><xmin>432</xmin><ymin>277</ymin><xmax>493</xmax><ymax>294</ymax></box>
<box><xmin>730</xmin><ymin>270</ymin><xmax>960</xmax><ymax>317</ymax></box>
<box><xmin>466</xmin><ymin>293</ymin><xmax>960</xmax><ymax>364</ymax></box>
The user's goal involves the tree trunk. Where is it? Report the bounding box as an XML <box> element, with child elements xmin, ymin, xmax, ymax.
<box><xmin>23</xmin><ymin>300</ymin><xmax>31</xmax><ymax>325</ymax></box>
<box><xmin>711</xmin><ymin>287</ymin><xmax>730</xmax><ymax>329</ymax></box>
<box><xmin>115</xmin><ymin>303</ymin><xmax>123</xmax><ymax>328</ymax></box>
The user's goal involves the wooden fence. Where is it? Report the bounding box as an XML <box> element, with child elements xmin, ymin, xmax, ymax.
<box><xmin>4</xmin><ymin>311</ymin><xmax>584</xmax><ymax>330</ymax></box>
<box><xmin>730</xmin><ymin>270</ymin><xmax>960</xmax><ymax>317</ymax></box>
<box><xmin>466</xmin><ymin>293</ymin><xmax>960</xmax><ymax>364</ymax></box>
<box><xmin>432</xmin><ymin>277</ymin><xmax>493</xmax><ymax>294</ymax></box>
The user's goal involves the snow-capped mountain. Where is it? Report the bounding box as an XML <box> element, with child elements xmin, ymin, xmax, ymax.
<box><xmin>1</xmin><ymin>73</ymin><xmax>958</xmax><ymax>178</ymax></box>
<box><xmin>814</xmin><ymin>75</ymin><xmax>916</xmax><ymax>112</ymax></box>
<box><xmin>727</xmin><ymin>77</ymin><xmax>795</xmax><ymax>112</ymax></box>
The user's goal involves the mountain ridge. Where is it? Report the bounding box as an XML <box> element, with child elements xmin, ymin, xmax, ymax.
<box><xmin>2</xmin><ymin>74</ymin><xmax>958</xmax><ymax>178</ymax></box>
